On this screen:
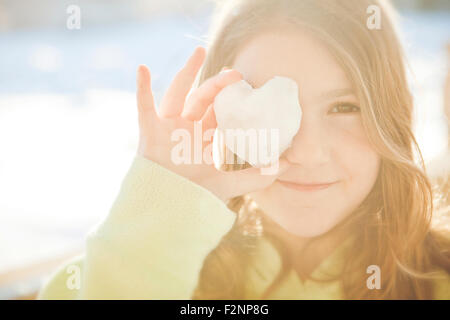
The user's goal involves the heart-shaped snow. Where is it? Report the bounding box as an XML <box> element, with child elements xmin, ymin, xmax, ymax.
<box><xmin>213</xmin><ymin>76</ymin><xmax>302</xmax><ymax>169</ymax></box>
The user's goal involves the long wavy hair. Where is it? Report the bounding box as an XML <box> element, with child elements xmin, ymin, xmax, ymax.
<box><xmin>191</xmin><ymin>0</ymin><xmax>450</xmax><ymax>299</ymax></box>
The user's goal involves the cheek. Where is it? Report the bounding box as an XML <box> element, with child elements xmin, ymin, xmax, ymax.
<box><xmin>329</xmin><ymin>116</ymin><xmax>380</xmax><ymax>192</ymax></box>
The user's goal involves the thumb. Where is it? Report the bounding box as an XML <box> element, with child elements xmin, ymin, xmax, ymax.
<box><xmin>223</xmin><ymin>158</ymin><xmax>290</xmax><ymax>198</ymax></box>
<box><xmin>238</xmin><ymin>157</ymin><xmax>289</xmax><ymax>177</ymax></box>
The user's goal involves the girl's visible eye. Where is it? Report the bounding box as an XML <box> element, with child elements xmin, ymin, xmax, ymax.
<box><xmin>328</xmin><ymin>103</ymin><xmax>360</xmax><ymax>114</ymax></box>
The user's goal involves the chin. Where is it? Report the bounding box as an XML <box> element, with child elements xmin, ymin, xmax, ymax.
<box><xmin>265</xmin><ymin>206</ymin><xmax>342</xmax><ymax>238</ymax></box>
<box><xmin>250</xmin><ymin>189</ymin><xmax>350</xmax><ymax>238</ymax></box>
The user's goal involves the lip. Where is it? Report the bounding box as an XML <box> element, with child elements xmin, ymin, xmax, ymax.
<box><xmin>277</xmin><ymin>179</ymin><xmax>338</xmax><ymax>192</ymax></box>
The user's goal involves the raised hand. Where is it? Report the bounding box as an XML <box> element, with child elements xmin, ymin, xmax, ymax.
<box><xmin>135</xmin><ymin>46</ymin><xmax>289</xmax><ymax>202</ymax></box>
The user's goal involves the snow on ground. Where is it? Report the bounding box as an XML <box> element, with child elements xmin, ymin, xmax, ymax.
<box><xmin>0</xmin><ymin>9</ymin><xmax>213</xmax><ymax>278</ymax></box>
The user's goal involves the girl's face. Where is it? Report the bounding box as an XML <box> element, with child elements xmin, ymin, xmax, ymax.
<box><xmin>232</xmin><ymin>29</ymin><xmax>381</xmax><ymax>237</ymax></box>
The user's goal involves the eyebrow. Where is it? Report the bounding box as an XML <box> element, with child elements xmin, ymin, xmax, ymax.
<box><xmin>319</xmin><ymin>88</ymin><xmax>355</xmax><ymax>100</ymax></box>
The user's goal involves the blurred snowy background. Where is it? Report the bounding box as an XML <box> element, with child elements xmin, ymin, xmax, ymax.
<box><xmin>0</xmin><ymin>0</ymin><xmax>449</xmax><ymax>299</ymax></box>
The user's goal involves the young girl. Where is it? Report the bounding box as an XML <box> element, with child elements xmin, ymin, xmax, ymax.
<box><xmin>39</xmin><ymin>0</ymin><xmax>449</xmax><ymax>299</ymax></box>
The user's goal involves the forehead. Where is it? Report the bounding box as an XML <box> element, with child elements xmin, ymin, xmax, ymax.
<box><xmin>231</xmin><ymin>29</ymin><xmax>352</xmax><ymax>103</ymax></box>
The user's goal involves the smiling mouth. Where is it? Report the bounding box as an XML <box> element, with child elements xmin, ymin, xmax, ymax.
<box><xmin>277</xmin><ymin>180</ymin><xmax>338</xmax><ymax>192</ymax></box>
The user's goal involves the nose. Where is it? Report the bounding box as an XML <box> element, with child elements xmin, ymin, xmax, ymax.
<box><xmin>284</xmin><ymin>113</ymin><xmax>331</xmax><ymax>168</ymax></box>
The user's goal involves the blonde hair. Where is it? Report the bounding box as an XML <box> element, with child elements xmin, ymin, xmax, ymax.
<box><xmin>192</xmin><ymin>0</ymin><xmax>450</xmax><ymax>299</ymax></box>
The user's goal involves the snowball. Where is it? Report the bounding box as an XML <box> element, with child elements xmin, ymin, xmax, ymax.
<box><xmin>212</xmin><ymin>76</ymin><xmax>302</xmax><ymax>169</ymax></box>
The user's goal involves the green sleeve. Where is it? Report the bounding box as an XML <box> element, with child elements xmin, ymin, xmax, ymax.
<box><xmin>433</xmin><ymin>270</ymin><xmax>450</xmax><ymax>300</ymax></box>
<box><xmin>38</xmin><ymin>156</ymin><xmax>236</xmax><ymax>299</ymax></box>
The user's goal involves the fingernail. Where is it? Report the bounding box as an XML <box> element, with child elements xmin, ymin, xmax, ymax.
<box><xmin>220</xmin><ymin>66</ymin><xmax>231</xmax><ymax>73</ymax></box>
<box><xmin>219</xmin><ymin>69</ymin><xmax>233</xmax><ymax>77</ymax></box>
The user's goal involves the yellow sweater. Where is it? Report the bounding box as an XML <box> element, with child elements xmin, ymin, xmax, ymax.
<box><xmin>38</xmin><ymin>156</ymin><xmax>449</xmax><ymax>299</ymax></box>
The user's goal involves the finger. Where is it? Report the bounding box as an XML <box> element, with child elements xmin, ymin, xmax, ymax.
<box><xmin>181</xmin><ymin>69</ymin><xmax>243</xmax><ymax>121</ymax></box>
<box><xmin>136</xmin><ymin>65</ymin><xmax>157</xmax><ymax>130</ymax></box>
<box><xmin>159</xmin><ymin>46</ymin><xmax>206</xmax><ymax>118</ymax></box>
<box><xmin>200</xmin><ymin>103</ymin><xmax>217</xmax><ymax>130</ymax></box>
